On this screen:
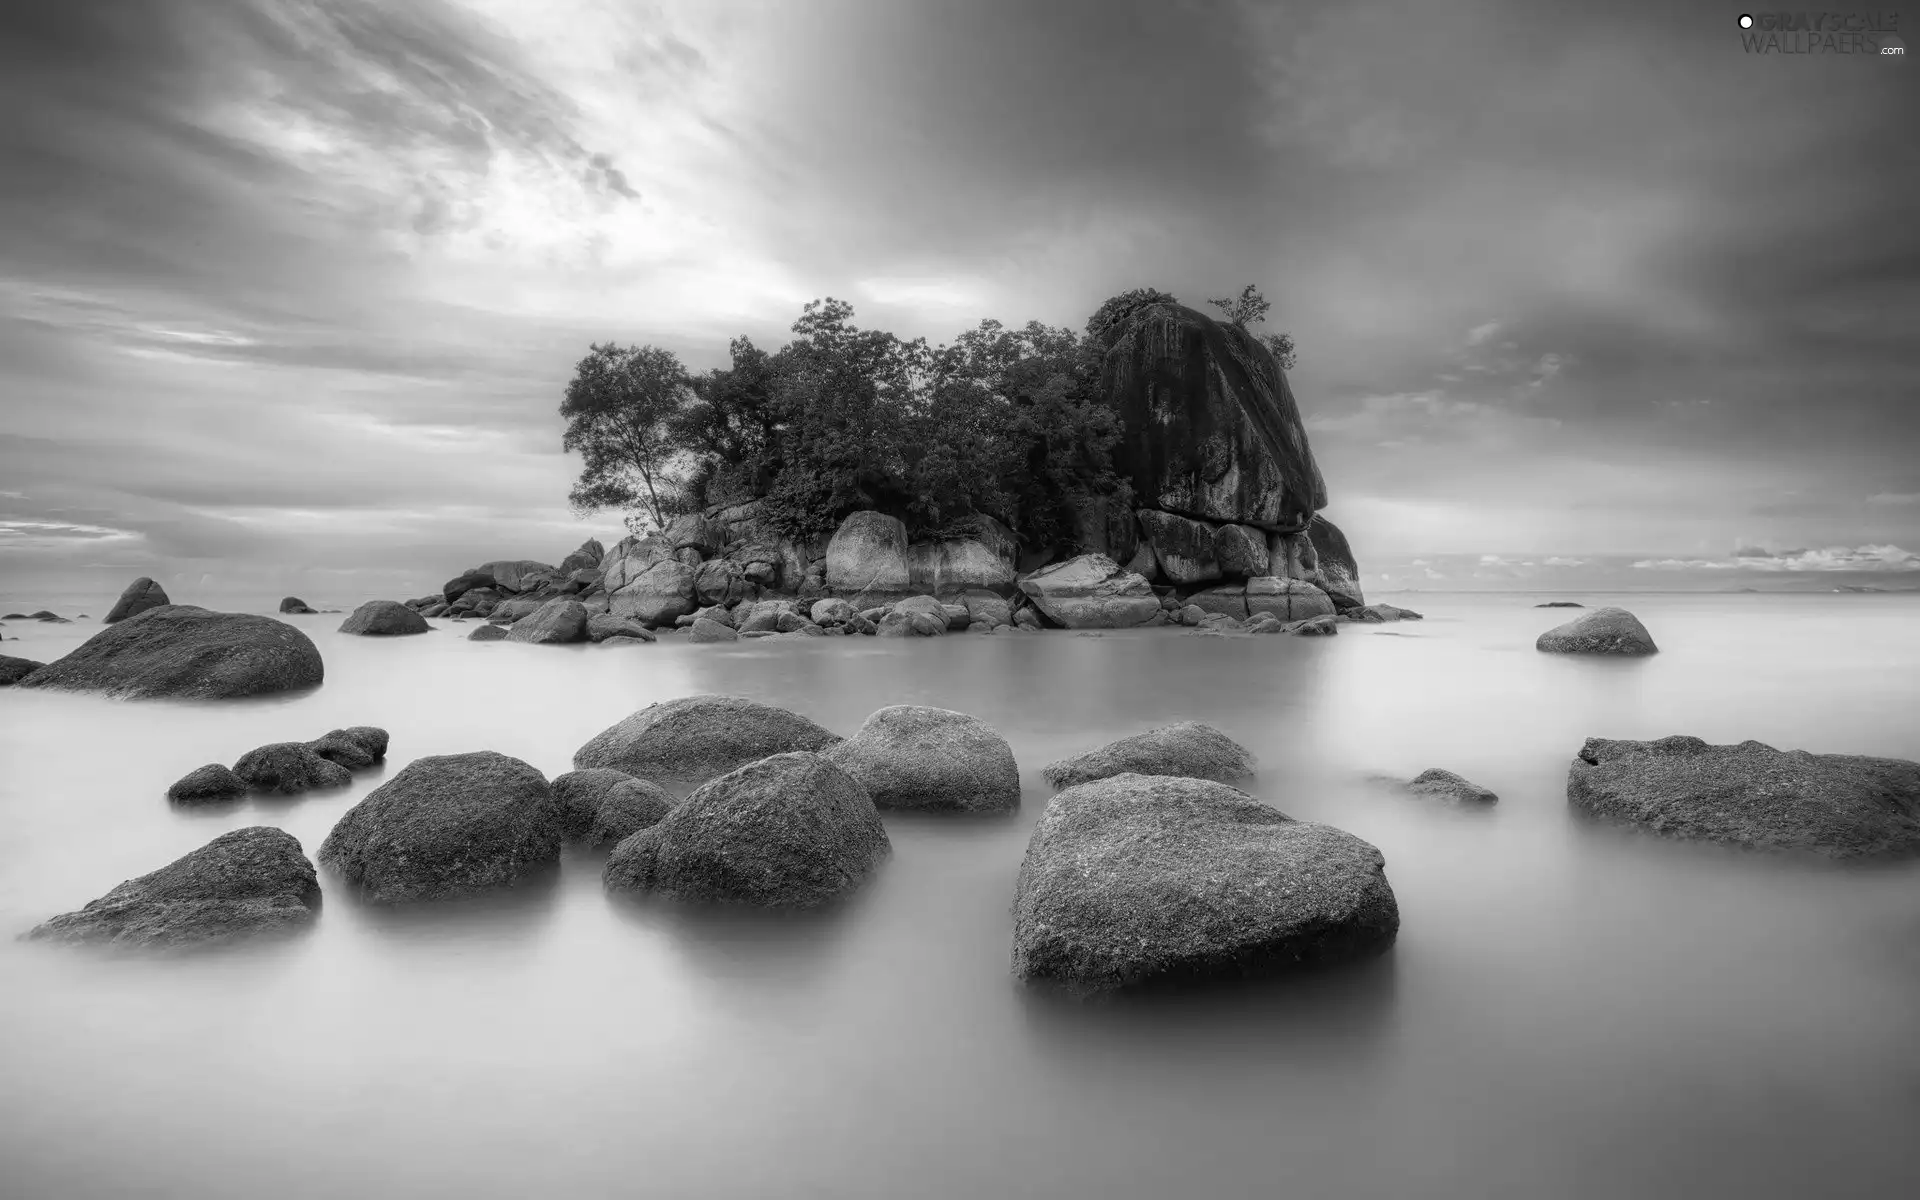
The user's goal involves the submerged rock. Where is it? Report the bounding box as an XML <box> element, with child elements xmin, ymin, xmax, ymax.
<box><xmin>339</xmin><ymin>600</ymin><xmax>431</xmax><ymax>637</ymax></box>
<box><xmin>603</xmin><ymin>752</ymin><xmax>889</xmax><ymax>908</ymax></box>
<box><xmin>572</xmin><ymin>695</ymin><xmax>843</xmax><ymax>792</ymax></box>
<box><xmin>1567</xmin><ymin>735</ymin><xmax>1920</xmax><ymax>858</ymax></box>
<box><xmin>468</xmin><ymin>624</ymin><xmax>508</xmax><ymax>642</ymax></box>
<box><xmin>1011</xmin><ymin>774</ymin><xmax>1400</xmax><ymax>995</ymax></box>
<box><xmin>823</xmin><ymin>705</ymin><xmax>1021</xmax><ymax>812</ymax></box>
<box><xmin>319</xmin><ymin>752</ymin><xmax>561</xmax><ymax>902</ymax></box>
<box><xmin>1043</xmin><ymin>721</ymin><xmax>1258</xmax><ymax>789</ymax></box>
<box><xmin>26</xmin><ymin>827</ymin><xmax>321</xmax><ymax>950</ymax></box>
<box><xmin>0</xmin><ymin>654</ymin><xmax>43</xmax><ymax>685</ymax></box>
<box><xmin>1018</xmin><ymin>554</ymin><xmax>1160</xmax><ymax>629</ymax></box>
<box><xmin>165</xmin><ymin>763</ymin><xmax>249</xmax><ymax>805</ymax></box>
<box><xmin>15</xmin><ymin>606</ymin><xmax>324</xmax><ymax>699</ymax></box>
<box><xmin>1536</xmin><ymin>606</ymin><xmax>1656</xmax><ymax>655</ymax></box>
<box><xmin>232</xmin><ymin>742</ymin><xmax>353</xmax><ymax>794</ymax></box>
<box><xmin>1536</xmin><ymin>601</ymin><xmax>1584</xmax><ymax>608</ymax></box>
<box><xmin>104</xmin><ymin>577</ymin><xmax>170</xmax><ymax>624</ymax></box>
<box><xmin>1404</xmin><ymin>768</ymin><xmax>1498</xmax><ymax>805</ymax></box>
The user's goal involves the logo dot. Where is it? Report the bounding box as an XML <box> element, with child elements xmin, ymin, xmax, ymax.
<box><xmin>1738</xmin><ymin>13</ymin><xmax>1754</xmax><ymax>27</ymax></box>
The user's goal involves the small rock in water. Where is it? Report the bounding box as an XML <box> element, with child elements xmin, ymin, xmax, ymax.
<box><xmin>25</xmin><ymin>827</ymin><xmax>321</xmax><ymax>950</ymax></box>
<box><xmin>1044</xmin><ymin>722</ymin><xmax>1257</xmax><ymax>789</ymax></box>
<box><xmin>468</xmin><ymin>624</ymin><xmax>508</xmax><ymax>642</ymax></box>
<box><xmin>233</xmin><ymin>742</ymin><xmax>354</xmax><ymax>794</ymax></box>
<box><xmin>166</xmin><ymin>763</ymin><xmax>249</xmax><ymax>805</ymax></box>
<box><xmin>1285</xmin><ymin>615</ymin><xmax>1340</xmax><ymax>636</ymax></box>
<box><xmin>1535</xmin><ymin>601</ymin><xmax>1584</xmax><ymax>608</ymax></box>
<box><xmin>550</xmin><ymin>768</ymin><xmax>676</xmax><ymax>847</ymax></box>
<box><xmin>338</xmin><ymin>600</ymin><xmax>431</xmax><ymax>637</ymax></box>
<box><xmin>279</xmin><ymin>597</ymin><xmax>317</xmax><ymax>614</ymax></box>
<box><xmin>824</xmin><ymin>705</ymin><xmax>1021</xmax><ymax>812</ymax></box>
<box><xmin>1405</xmin><ymin>768</ymin><xmax>1498</xmax><ymax>805</ymax></box>
<box><xmin>572</xmin><ymin>695</ymin><xmax>843</xmax><ymax>793</ymax></box>
<box><xmin>306</xmin><ymin>726</ymin><xmax>388</xmax><ymax>770</ymax></box>
<box><xmin>1536</xmin><ymin>607</ymin><xmax>1656</xmax><ymax>655</ymax></box>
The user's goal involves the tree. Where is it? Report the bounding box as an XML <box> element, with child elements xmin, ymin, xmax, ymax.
<box><xmin>559</xmin><ymin>342</ymin><xmax>695</xmax><ymax>533</ymax></box>
<box><xmin>1207</xmin><ymin>284</ymin><xmax>1298</xmax><ymax>371</ymax></box>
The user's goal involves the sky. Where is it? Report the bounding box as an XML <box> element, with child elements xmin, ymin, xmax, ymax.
<box><xmin>1</xmin><ymin>0</ymin><xmax>1917</xmax><ymax>608</ymax></box>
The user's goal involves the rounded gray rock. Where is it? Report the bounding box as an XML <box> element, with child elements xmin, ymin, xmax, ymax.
<box><xmin>572</xmin><ymin>695</ymin><xmax>842</xmax><ymax>792</ymax></box>
<box><xmin>14</xmin><ymin>606</ymin><xmax>324</xmax><ymax>699</ymax></box>
<box><xmin>1043</xmin><ymin>721</ymin><xmax>1258</xmax><ymax>790</ymax></box>
<box><xmin>166</xmin><ymin>763</ymin><xmax>249</xmax><ymax>805</ymax></box>
<box><xmin>823</xmin><ymin>705</ymin><xmax>1020</xmax><ymax>812</ymax></box>
<box><xmin>1536</xmin><ymin>606</ymin><xmax>1656</xmax><ymax>655</ymax></box>
<box><xmin>339</xmin><ymin>600</ymin><xmax>431</xmax><ymax>637</ymax></box>
<box><xmin>104</xmin><ymin>577</ymin><xmax>170</xmax><ymax>624</ymax></box>
<box><xmin>233</xmin><ymin>742</ymin><xmax>354</xmax><ymax>794</ymax></box>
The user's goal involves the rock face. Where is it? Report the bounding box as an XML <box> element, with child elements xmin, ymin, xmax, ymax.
<box><xmin>1405</xmin><ymin>768</ymin><xmax>1498</xmax><ymax>805</ymax></box>
<box><xmin>1102</xmin><ymin>301</ymin><xmax>1327</xmax><ymax>531</ymax></box>
<box><xmin>319</xmin><ymin>752</ymin><xmax>561</xmax><ymax>902</ymax></box>
<box><xmin>823</xmin><ymin>705</ymin><xmax>1021</xmax><ymax>812</ymax></box>
<box><xmin>1044</xmin><ymin>722</ymin><xmax>1258</xmax><ymax>789</ymax></box>
<box><xmin>1136</xmin><ymin>509</ymin><xmax>1221</xmax><ymax>585</ymax></box>
<box><xmin>1018</xmin><ymin>554</ymin><xmax>1160</xmax><ymax>629</ymax></box>
<box><xmin>1213</xmin><ymin>524</ymin><xmax>1270</xmax><ymax>579</ymax></box>
<box><xmin>1010</xmin><ymin>774</ymin><xmax>1400</xmax><ymax>995</ymax></box>
<box><xmin>166</xmin><ymin>764</ymin><xmax>248</xmax><ymax>805</ymax></box>
<box><xmin>1305</xmin><ymin>517</ymin><xmax>1365</xmax><ymax>610</ymax></box>
<box><xmin>825</xmin><ymin>511</ymin><xmax>911</xmax><ymax>595</ymax></box>
<box><xmin>104</xmin><ymin>577</ymin><xmax>170</xmax><ymax>624</ymax></box>
<box><xmin>278</xmin><ymin>597</ymin><xmax>317</xmax><ymax>614</ymax></box>
<box><xmin>572</xmin><ymin>695</ymin><xmax>843</xmax><ymax>793</ymax></box>
<box><xmin>907</xmin><ymin>539</ymin><xmax>1018</xmax><ymax>597</ymax></box>
<box><xmin>1245</xmin><ymin>576</ymin><xmax>1336</xmax><ymax>622</ymax></box>
<box><xmin>504</xmin><ymin>598</ymin><xmax>589</xmax><ymax>644</ymax></box>
<box><xmin>233</xmin><ymin>743</ymin><xmax>354</xmax><ymax>794</ymax></box>
<box><xmin>16</xmin><ymin>607</ymin><xmax>324</xmax><ymax>699</ymax></box>
<box><xmin>608</xmin><ymin>559</ymin><xmax>698</xmax><ymax>627</ymax></box>
<box><xmin>603</xmin><ymin>751</ymin><xmax>890</xmax><ymax>908</ymax></box>
<box><xmin>1537</xmin><ymin>607</ymin><xmax>1657</xmax><ymax>655</ymax></box>
<box><xmin>1567</xmin><ymin>735</ymin><xmax>1920</xmax><ymax>858</ymax></box>
<box><xmin>0</xmin><ymin>654</ymin><xmax>43</xmax><ymax>685</ymax></box>
<box><xmin>26</xmin><ymin>827</ymin><xmax>322</xmax><ymax>950</ymax></box>
<box><xmin>339</xmin><ymin>601</ymin><xmax>431</xmax><ymax>637</ymax></box>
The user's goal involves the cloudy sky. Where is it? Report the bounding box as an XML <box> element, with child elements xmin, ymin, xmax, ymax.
<box><xmin>2</xmin><ymin>0</ymin><xmax>1916</xmax><ymax>607</ymax></box>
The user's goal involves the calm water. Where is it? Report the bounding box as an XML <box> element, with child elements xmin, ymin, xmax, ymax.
<box><xmin>2</xmin><ymin>594</ymin><xmax>1917</xmax><ymax>1200</ymax></box>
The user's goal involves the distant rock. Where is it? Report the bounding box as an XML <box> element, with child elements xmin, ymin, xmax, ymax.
<box><xmin>1536</xmin><ymin>606</ymin><xmax>1657</xmax><ymax>655</ymax></box>
<box><xmin>1018</xmin><ymin>554</ymin><xmax>1160</xmax><ymax>629</ymax></box>
<box><xmin>556</xmin><ymin>537</ymin><xmax>606</xmax><ymax>577</ymax></box>
<box><xmin>1535</xmin><ymin>601</ymin><xmax>1584</xmax><ymax>608</ymax></box>
<box><xmin>663</xmin><ymin>512</ymin><xmax>728</xmax><ymax>558</ymax></box>
<box><xmin>504</xmin><ymin>597</ymin><xmax>590</xmax><ymax>645</ymax></box>
<box><xmin>1567</xmin><ymin>735</ymin><xmax>1920</xmax><ymax>858</ymax></box>
<box><xmin>232</xmin><ymin>742</ymin><xmax>353</xmax><ymax>794</ymax></box>
<box><xmin>0</xmin><ymin>654</ymin><xmax>43</xmax><ymax>686</ymax></box>
<box><xmin>1136</xmin><ymin>510</ymin><xmax>1221</xmax><ymax>585</ymax></box>
<box><xmin>278</xmin><ymin>597</ymin><xmax>317</xmax><ymax>614</ymax></box>
<box><xmin>693</xmin><ymin>558</ymin><xmax>752</xmax><ymax>606</ymax></box>
<box><xmin>339</xmin><ymin>600</ymin><xmax>431</xmax><ymax>637</ymax></box>
<box><xmin>585</xmin><ymin>613</ymin><xmax>655</xmax><ymax>643</ymax></box>
<box><xmin>603</xmin><ymin>752</ymin><xmax>889</xmax><ymax>908</ymax></box>
<box><xmin>572</xmin><ymin>694</ymin><xmax>843</xmax><ymax>793</ymax></box>
<box><xmin>165</xmin><ymin>764</ymin><xmax>249</xmax><ymax>805</ymax></box>
<box><xmin>877</xmin><ymin>607</ymin><xmax>945</xmax><ymax>637</ymax></box>
<box><xmin>958</xmin><ymin>589</ymin><xmax>1013</xmax><ymax>628</ymax></box>
<box><xmin>1043</xmin><ymin>721</ymin><xmax>1258</xmax><ymax>789</ymax></box>
<box><xmin>1404</xmin><ymin>768</ymin><xmax>1498</xmax><ymax>805</ymax></box>
<box><xmin>15</xmin><ymin>606</ymin><xmax>324</xmax><ymax>699</ymax></box>
<box><xmin>320</xmin><ymin>751</ymin><xmax>561</xmax><ymax>902</ymax></box>
<box><xmin>811</xmin><ymin>598</ymin><xmax>854</xmax><ymax>626</ymax></box>
<box><xmin>823</xmin><ymin>705</ymin><xmax>1021</xmax><ymax>812</ymax></box>
<box><xmin>1284</xmin><ymin>614</ymin><xmax>1340</xmax><ymax>636</ymax></box>
<box><xmin>479</xmin><ymin>560</ymin><xmax>557</xmax><ymax>594</ymax></box>
<box><xmin>688</xmin><ymin>617</ymin><xmax>738</xmax><ymax>643</ymax></box>
<box><xmin>1011</xmin><ymin>774</ymin><xmax>1399</xmax><ymax>995</ymax></box>
<box><xmin>607</xmin><ymin>559</ymin><xmax>698</xmax><ymax>627</ymax></box>
<box><xmin>468</xmin><ymin>624</ymin><xmax>508</xmax><ymax>642</ymax></box>
<box><xmin>906</xmin><ymin>535</ymin><xmax>1018</xmax><ymax>596</ymax></box>
<box><xmin>1246</xmin><ymin>576</ymin><xmax>1335</xmax><ymax>622</ymax></box>
<box><xmin>825</xmin><ymin>510</ymin><xmax>911</xmax><ymax>595</ymax></box>
<box><xmin>104</xmin><ymin>577</ymin><xmax>170</xmax><ymax>624</ymax></box>
<box><xmin>1186</xmin><ymin>584</ymin><xmax>1249</xmax><ymax>620</ymax></box>
<box><xmin>25</xmin><ymin>827</ymin><xmax>322</xmax><ymax>950</ymax></box>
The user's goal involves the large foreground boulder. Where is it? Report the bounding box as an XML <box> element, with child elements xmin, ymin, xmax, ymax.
<box><xmin>26</xmin><ymin>827</ymin><xmax>321</xmax><ymax>950</ymax></box>
<box><xmin>573</xmin><ymin>695</ymin><xmax>843</xmax><ymax>792</ymax></box>
<box><xmin>823</xmin><ymin>705</ymin><xmax>1021</xmax><ymax>812</ymax></box>
<box><xmin>825</xmin><ymin>511</ymin><xmax>911</xmax><ymax>595</ymax></box>
<box><xmin>1011</xmin><ymin>774</ymin><xmax>1400</xmax><ymax>995</ymax></box>
<box><xmin>1536</xmin><ymin>607</ymin><xmax>1657</xmax><ymax>655</ymax></box>
<box><xmin>1044</xmin><ymin>721</ymin><xmax>1258</xmax><ymax>789</ymax></box>
<box><xmin>15</xmin><ymin>606</ymin><xmax>324</xmax><ymax>699</ymax></box>
<box><xmin>339</xmin><ymin>600</ymin><xmax>430</xmax><ymax>636</ymax></box>
<box><xmin>1567</xmin><ymin>736</ymin><xmax>1920</xmax><ymax>859</ymax></box>
<box><xmin>1018</xmin><ymin>554</ymin><xmax>1160</xmax><ymax>629</ymax></box>
<box><xmin>603</xmin><ymin>752</ymin><xmax>890</xmax><ymax>908</ymax></box>
<box><xmin>319</xmin><ymin>752</ymin><xmax>560</xmax><ymax>902</ymax></box>
<box><xmin>0</xmin><ymin>654</ymin><xmax>43</xmax><ymax>685</ymax></box>
<box><xmin>104</xmin><ymin>577</ymin><xmax>170</xmax><ymax>624</ymax></box>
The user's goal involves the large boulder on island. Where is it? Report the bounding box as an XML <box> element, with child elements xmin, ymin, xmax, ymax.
<box><xmin>907</xmin><ymin>538</ymin><xmax>1018</xmax><ymax>597</ymax></box>
<box><xmin>572</xmin><ymin>694</ymin><xmax>843</xmax><ymax>793</ymax></box>
<box><xmin>1136</xmin><ymin>510</ymin><xmax>1222</xmax><ymax>585</ymax></box>
<box><xmin>603</xmin><ymin>751</ymin><xmax>889</xmax><ymax>908</ymax></box>
<box><xmin>1536</xmin><ymin>606</ymin><xmax>1657</xmax><ymax>655</ymax></box>
<box><xmin>104</xmin><ymin>577</ymin><xmax>170</xmax><ymax>624</ymax></box>
<box><xmin>504</xmin><ymin>597</ymin><xmax>589</xmax><ymax>645</ymax></box>
<box><xmin>339</xmin><ymin>600</ymin><xmax>430</xmax><ymax>636</ymax></box>
<box><xmin>607</xmin><ymin>559</ymin><xmax>698</xmax><ymax>627</ymax></box>
<box><xmin>1017</xmin><ymin>554</ymin><xmax>1160</xmax><ymax>629</ymax></box>
<box><xmin>1011</xmin><ymin>774</ymin><xmax>1400</xmax><ymax>996</ymax></box>
<box><xmin>1304</xmin><ymin>516</ymin><xmax>1365</xmax><ymax>610</ymax></box>
<box><xmin>26</xmin><ymin>827</ymin><xmax>322</xmax><ymax>950</ymax></box>
<box><xmin>1567</xmin><ymin>735</ymin><xmax>1920</xmax><ymax>859</ymax></box>
<box><xmin>600</xmin><ymin>535</ymin><xmax>671</xmax><ymax>592</ymax></box>
<box><xmin>15</xmin><ymin>606</ymin><xmax>324</xmax><ymax>699</ymax></box>
<box><xmin>1044</xmin><ymin>721</ymin><xmax>1258</xmax><ymax>789</ymax></box>
<box><xmin>318</xmin><ymin>751</ymin><xmax>561</xmax><ymax>902</ymax></box>
<box><xmin>232</xmin><ymin>742</ymin><xmax>353</xmax><ymax>794</ymax></box>
<box><xmin>825</xmin><ymin>510</ymin><xmax>911</xmax><ymax>595</ymax></box>
<box><xmin>1100</xmin><ymin>299</ymin><xmax>1327</xmax><ymax>531</ymax></box>
<box><xmin>823</xmin><ymin>705</ymin><xmax>1022</xmax><ymax>812</ymax></box>
<box><xmin>0</xmin><ymin>654</ymin><xmax>43</xmax><ymax>685</ymax></box>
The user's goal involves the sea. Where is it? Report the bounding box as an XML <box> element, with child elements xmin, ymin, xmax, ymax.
<box><xmin>1</xmin><ymin>592</ymin><xmax>1916</xmax><ymax>1200</ymax></box>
